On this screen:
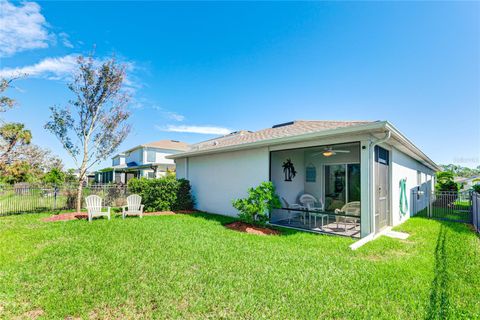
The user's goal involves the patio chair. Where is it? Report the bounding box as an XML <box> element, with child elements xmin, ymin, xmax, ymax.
<box><xmin>85</xmin><ymin>195</ymin><xmax>111</xmax><ymax>222</ymax></box>
<box><xmin>281</xmin><ymin>197</ymin><xmax>305</xmax><ymax>224</ymax></box>
<box><xmin>122</xmin><ymin>194</ymin><xmax>144</xmax><ymax>219</ymax></box>
<box><xmin>299</xmin><ymin>194</ymin><xmax>328</xmax><ymax>228</ymax></box>
<box><xmin>334</xmin><ymin>201</ymin><xmax>361</xmax><ymax>231</ymax></box>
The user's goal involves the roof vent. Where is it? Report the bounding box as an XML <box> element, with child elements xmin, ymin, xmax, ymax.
<box><xmin>272</xmin><ymin>121</ymin><xmax>294</xmax><ymax>128</ymax></box>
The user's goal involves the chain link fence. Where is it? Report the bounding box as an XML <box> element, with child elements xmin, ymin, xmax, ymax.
<box><xmin>0</xmin><ymin>183</ymin><xmax>129</xmax><ymax>216</ymax></box>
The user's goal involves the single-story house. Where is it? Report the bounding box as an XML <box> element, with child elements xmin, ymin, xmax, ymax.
<box><xmin>95</xmin><ymin>140</ymin><xmax>189</xmax><ymax>183</ymax></box>
<box><xmin>169</xmin><ymin>120</ymin><xmax>440</xmax><ymax>238</ymax></box>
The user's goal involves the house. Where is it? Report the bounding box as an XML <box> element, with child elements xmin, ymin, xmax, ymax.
<box><xmin>455</xmin><ymin>176</ymin><xmax>480</xmax><ymax>190</ymax></box>
<box><xmin>169</xmin><ymin>120</ymin><xmax>440</xmax><ymax>238</ymax></box>
<box><xmin>95</xmin><ymin>140</ymin><xmax>189</xmax><ymax>184</ymax></box>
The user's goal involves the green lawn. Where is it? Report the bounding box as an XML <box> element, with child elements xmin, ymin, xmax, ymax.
<box><xmin>1</xmin><ymin>213</ymin><xmax>479</xmax><ymax>319</ymax></box>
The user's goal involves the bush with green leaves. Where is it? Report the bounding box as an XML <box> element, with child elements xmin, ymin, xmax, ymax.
<box><xmin>472</xmin><ymin>184</ymin><xmax>480</xmax><ymax>194</ymax></box>
<box><xmin>435</xmin><ymin>171</ymin><xmax>459</xmax><ymax>192</ymax></box>
<box><xmin>127</xmin><ymin>176</ymin><xmax>194</xmax><ymax>212</ymax></box>
<box><xmin>232</xmin><ymin>181</ymin><xmax>281</xmax><ymax>225</ymax></box>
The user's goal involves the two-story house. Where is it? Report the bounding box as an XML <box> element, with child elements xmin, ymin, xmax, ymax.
<box><xmin>95</xmin><ymin>140</ymin><xmax>189</xmax><ymax>183</ymax></box>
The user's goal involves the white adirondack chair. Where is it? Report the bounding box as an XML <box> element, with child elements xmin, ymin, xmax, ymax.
<box><xmin>85</xmin><ymin>195</ymin><xmax>111</xmax><ymax>222</ymax></box>
<box><xmin>122</xmin><ymin>194</ymin><xmax>144</xmax><ymax>219</ymax></box>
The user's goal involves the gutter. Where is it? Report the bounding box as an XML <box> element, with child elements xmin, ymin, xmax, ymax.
<box><xmin>167</xmin><ymin>121</ymin><xmax>439</xmax><ymax>172</ymax></box>
<box><xmin>168</xmin><ymin>121</ymin><xmax>387</xmax><ymax>159</ymax></box>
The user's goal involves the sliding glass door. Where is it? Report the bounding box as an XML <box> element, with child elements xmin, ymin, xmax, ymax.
<box><xmin>324</xmin><ymin>163</ymin><xmax>360</xmax><ymax>211</ymax></box>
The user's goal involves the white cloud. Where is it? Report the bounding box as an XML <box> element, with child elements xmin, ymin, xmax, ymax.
<box><xmin>0</xmin><ymin>54</ymin><xmax>138</xmax><ymax>85</ymax></box>
<box><xmin>156</xmin><ymin>125</ymin><xmax>231</xmax><ymax>135</ymax></box>
<box><xmin>164</xmin><ymin>112</ymin><xmax>185</xmax><ymax>122</ymax></box>
<box><xmin>0</xmin><ymin>54</ymin><xmax>77</xmax><ymax>79</ymax></box>
<box><xmin>59</xmin><ymin>32</ymin><xmax>73</xmax><ymax>48</ymax></box>
<box><xmin>0</xmin><ymin>0</ymin><xmax>53</xmax><ymax>57</ymax></box>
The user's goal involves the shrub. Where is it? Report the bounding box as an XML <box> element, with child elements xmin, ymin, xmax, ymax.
<box><xmin>473</xmin><ymin>184</ymin><xmax>480</xmax><ymax>194</ymax></box>
<box><xmin>232</xmin><ymin>181</ymin><xmax>281</xmax><ymax>225</ymax></box>
<box><xmin>435</xmin><ymin>171</ymin><xmax>459</xmax><ymax>192</ymax></box>
<box><xmin>127</xmin><ymin>176</ymin><xmax>194</xmax><ymax>212</ymax></box>
<box><xmin>173</xmin><ymin>179</ymin><xmax>194</xmax><ymax>211</ymax></box>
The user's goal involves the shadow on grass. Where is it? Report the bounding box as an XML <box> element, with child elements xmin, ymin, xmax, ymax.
<box><xmin>186</xmin><ymin>212</ymin><xmax>304</xmax><ymax>236</ymax></box>
<box><xmin>426</xmin><ymin>224</ymin><xmax>450</xmax><ymax>320</ymax></box>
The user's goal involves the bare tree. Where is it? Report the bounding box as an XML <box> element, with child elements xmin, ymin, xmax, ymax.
<box><xmin>45</xmin><ymin>54</ymin><xmax>131</xmax><ymax>213</ymax></box>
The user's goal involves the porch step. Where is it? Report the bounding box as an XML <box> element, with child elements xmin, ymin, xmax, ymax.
<box><xmin>384</xmin><ymin>230</ymin><xmax>409</xmax><ymax>240</ymax></box>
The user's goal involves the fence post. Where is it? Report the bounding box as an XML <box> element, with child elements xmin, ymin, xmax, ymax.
<box><xmin>53</xmin><ymin>185</ymin><xmax>58</xmax><ymax>210</ymax></box>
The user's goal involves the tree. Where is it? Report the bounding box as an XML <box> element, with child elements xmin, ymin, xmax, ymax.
<box><xmin>0</xmin><ymin>78</ymin><xmax>16</xmax><ymax>113</ymax></box>
<box><xmin>43</xmin><ymin>168</ymin><xmax>66</xmax><ymax>185</ymax></box>
<box><xmin>435</xmin><ymin>171</ymin><xmax>459</xmax><ymax>192</ymax></box>
<box><xmin>45</xmin><ymin>54</ymin><xmax>131</xmax><ymax>212</ymax></box>
<box><xmin>0</xmin><ymin>123</ymin><xmax>32</xmax><ymax>163</ymax></box>
<box><xmin>1</xmin><ymin>161</ymin><xmax>35</xmax><ymax>184</ymax></box>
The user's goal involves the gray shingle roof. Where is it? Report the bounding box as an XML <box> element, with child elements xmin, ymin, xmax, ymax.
<box><xmin>188</xmin><ymin>120</ymin><xmax>373</xmax><ymax>152</ymax></box>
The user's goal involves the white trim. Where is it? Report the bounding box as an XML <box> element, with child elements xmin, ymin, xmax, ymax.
<box><xmin>169</xmin><ymin>121</ymin><xmax>440</xmax><ymax>172</ymax></box>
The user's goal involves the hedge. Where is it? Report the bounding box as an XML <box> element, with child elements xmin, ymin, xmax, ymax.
<box><xmin>127</xmin><ymin>176</ymin><xmax>194</xmax><ymax>212</ymax></box>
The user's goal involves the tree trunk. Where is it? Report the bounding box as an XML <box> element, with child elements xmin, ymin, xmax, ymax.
<box><xmin>76</xmin><ymin>179</ymin><xmax>84</xmax><ymax>213</ymax></box>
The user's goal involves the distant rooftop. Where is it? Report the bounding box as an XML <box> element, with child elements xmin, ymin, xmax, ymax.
<box><xmin>125</xmin><ymin>140</ymin><xmax>190</xmax><ymax>153</ymax></box>
<box><xmin>187</xmin><ymin>120</ymin><xmax>374</xmax><ymax>152</ymax></box>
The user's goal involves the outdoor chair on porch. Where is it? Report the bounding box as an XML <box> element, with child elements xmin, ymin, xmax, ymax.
<box><xmin>334</xmin><ymin>201</ymin><xmax>361</xmax><ymax>231</ymax></box>
<box><xmin>122</xmin><ymin>194</ymin><xmax>144</xmax><ymax>219</ymax></box>
<box><xmin>299</xmin><ymin>194</ymin><xmax>328</xmax><ymax>229</ymax></box>
<box><xmin>85</xmin><ymin>195</ymin><xmax>111</xmax><ymax>222</ymax></box>
<box><xmin>281</xmin><ymin>197</ymin><xmax>305</xmax><ymax>224</ymax></box>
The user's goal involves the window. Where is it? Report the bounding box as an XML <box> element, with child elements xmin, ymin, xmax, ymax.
<box><xmin>324</xmin><ymin>163</ymin><xmax>360</xmax><ymax>210</ymax></box>
<box><xmin>147</xmin><ymin>171</ymin><xmax>155</xmax><ymax>179</ymax></box>
<box><xmin>146</xmin><ymin>150</ymin><xmax>156</xmax><ymax>163</ymax></box>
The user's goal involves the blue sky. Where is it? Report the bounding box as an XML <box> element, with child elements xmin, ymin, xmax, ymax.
<box><xmin>1</xmin><ymin>1</ymin><xmax>479</xmax><ymax>170</ymax></box>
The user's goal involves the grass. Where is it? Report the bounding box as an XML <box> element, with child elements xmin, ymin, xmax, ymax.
<box><xmin>0</xmin><ymin>213</ymin><xmax>479</xmax><ymax>319</ymax></box>
<box><xmin>416</xmin><ymin>206</ymin><xmax>472</xmax><ymax>222</ymax></box>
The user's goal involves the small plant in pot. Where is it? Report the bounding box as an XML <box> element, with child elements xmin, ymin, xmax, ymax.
<box><xmin>232</xmin><ymin>181</ymin><xmax>281</xmax><ymax>225</ymax></box>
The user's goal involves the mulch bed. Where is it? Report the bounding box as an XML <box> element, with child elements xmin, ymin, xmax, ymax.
<box><xmin>42</xmin><ymin>210</ymin><xmax>197</xmax><ymax>222</ymax></box>
<box><xmin>224</xmin><ymin>221</ymin><xmax>280</xmax><ymax>236</ymax></box>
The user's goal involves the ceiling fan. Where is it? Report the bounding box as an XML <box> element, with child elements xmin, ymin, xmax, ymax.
<box><xmin>311</xmin><ymin>146</ymin><xmax>351</xmax><ymax>157</ymax></box>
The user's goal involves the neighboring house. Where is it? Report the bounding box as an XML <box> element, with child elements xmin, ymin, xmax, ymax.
<box><xmin>455</xmin><ymin>176</ymin><xmax>480</xmax><ymax>190</ymax></box>
<box><xmin>95</xmin><ymin>140</ymin><xmax>189</xmax><ymax>184</ymax></box>
<box><xmin>70</xmin><ymin>169</ymin><xmax>95</xmax><ymax>185</ymax></box>
<box><xmin>169</xmin><ymin>120</ymin><xmax>440</xmax><ymax>239</ymax></box>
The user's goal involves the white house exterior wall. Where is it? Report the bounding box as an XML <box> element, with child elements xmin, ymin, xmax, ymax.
<box><xmin>390</xmin><ymin>146</ymin><xmax>435</xmax><ymax>226</ymax></box>
<box><xmin>176</xmin><ymin>147</ymin><xmax>269</xmax><ymax>216</ymax></box>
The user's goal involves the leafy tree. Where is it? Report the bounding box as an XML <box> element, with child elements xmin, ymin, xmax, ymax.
<box><xmin>0</xmin><ymin>123</ymin><xmax>32</xmax><ymax>163</ymax></box>
<box><xmin>1</xmin><ymin>161</ymin><xmax>35</xmax><ymax>184</ymax></box>
<box><xmin>435</xmin><ymin>171</ymin><xmax>459</xmax><ymax>192</ymax></box>
<box><xmin>43</xmin><ymin>168</ymin><xmax>66</xmax><ymax>185</ymax></box>
<box><xmin>232</xmin><ymin>181</ymin><xmax>281</xmax><ymax>225</ymax></box>
<box><xmin>45</xmin><ymin>54</ymin><xmax>131</xmax><ymax>212</ymax></box>
<box><xmin>65</xmin><ymin>169</ymin><xmax>77</xmax><ymax>183</ymax></box>
<box><xmin>439</xmin><ymin>164</ymin><xmax>480</xmax><ymax>178</ymax></box>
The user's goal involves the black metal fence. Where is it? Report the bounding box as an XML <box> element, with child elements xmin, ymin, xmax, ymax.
<box><xmin>0</xmin><ymin>184</ymin><xmax>129</xmax><ymax>216</ymax></box>
<box><xmin>412</xmin><ymin>190</ymin><xmax>473</xmax><ymax>223</ymax></box>
<box><xmin>472</xmin><ymin>192</ymin><xmax>480</xmax><ymax>233</ymax></box>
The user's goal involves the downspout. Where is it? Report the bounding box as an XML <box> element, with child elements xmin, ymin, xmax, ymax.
<box><xmin>368</xmin><ymin>130</ymin><xmax>391</xmax><ymax>235</ymax></box>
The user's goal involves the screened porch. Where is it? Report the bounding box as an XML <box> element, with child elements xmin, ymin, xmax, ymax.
<box><xmin>269</xmin><ymin>142</ymin><xmax>362</xmax><ymax>237</ymax></box>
